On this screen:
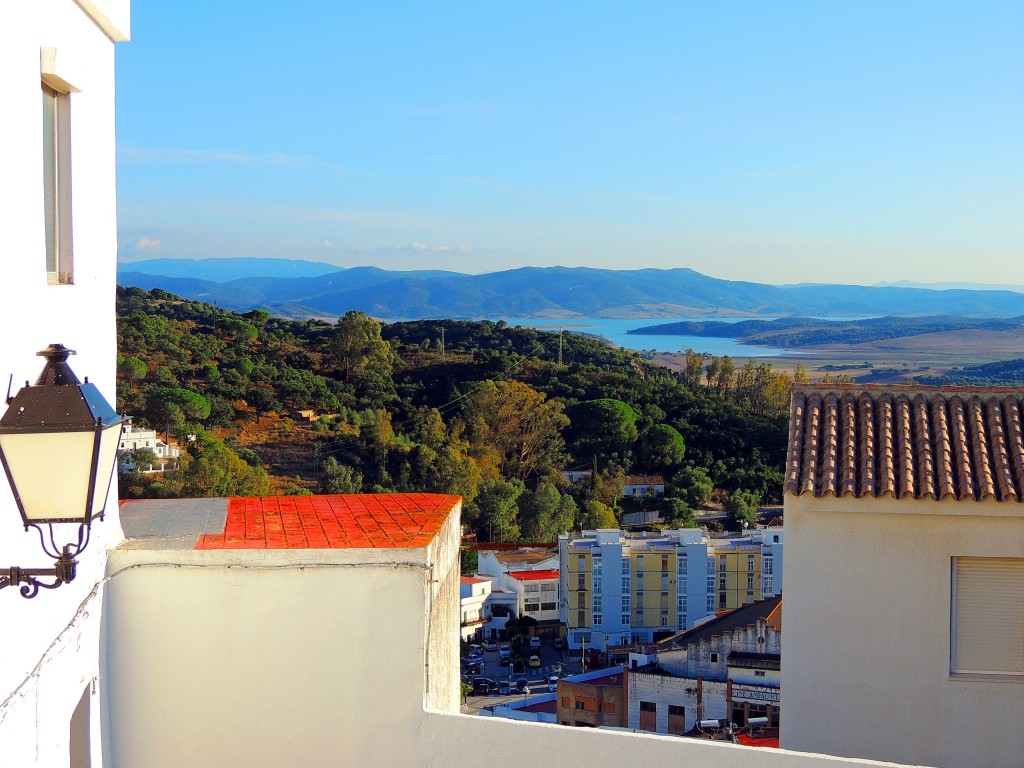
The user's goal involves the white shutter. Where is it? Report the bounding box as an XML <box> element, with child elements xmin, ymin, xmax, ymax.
<box><xmin>952</xmin><ymin>558</ymin><xmax>1024</xmax><ymax>675</ymax></box>
<box><xmin>42</xmin><ymin>84</ymin><xmax>58</xmax><ymax>276</ymax></box>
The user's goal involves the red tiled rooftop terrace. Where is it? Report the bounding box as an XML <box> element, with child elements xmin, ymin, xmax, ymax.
<box><xmin>508</xmin><ymin>569</ymin><xmax>559</xmax><ymax>581</ymax></box>
<box><xmin>194</xmin><ymin>494</ymin><xmax>460</xmax><ymax>550</ymax></box>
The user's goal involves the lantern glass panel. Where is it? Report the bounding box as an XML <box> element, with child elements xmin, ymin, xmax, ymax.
<box><xmin>0</xmin><ymin>430</ymin><xmax>95</xmax><ymax>523</ymax></box>
<box><xmin>90</xmin><ymin>420</ymin><xmax>122</xmax><ymax>519</ymax></box>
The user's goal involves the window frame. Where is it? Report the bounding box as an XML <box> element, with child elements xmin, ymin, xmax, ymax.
<box><xmin>41</xmin><ymin>78</ymin><xmax>74</xmax><ymax>285</ymax></box>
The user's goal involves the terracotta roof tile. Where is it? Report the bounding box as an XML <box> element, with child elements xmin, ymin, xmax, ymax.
<box><xmin>194</xmin><ymin>493</ymin><xmax>460</xmax><ymax>550</ymax></box>
<box><xmin>785</xmin><ymin>385</ymin><xmax>1024</xmax><ymax>502</ymax></box>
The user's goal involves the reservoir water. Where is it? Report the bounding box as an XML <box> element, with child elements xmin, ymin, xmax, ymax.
<box><xmin>498</xmin><ymin>317</ymin><xmax>795</xmax><ymax>358</ymax></box>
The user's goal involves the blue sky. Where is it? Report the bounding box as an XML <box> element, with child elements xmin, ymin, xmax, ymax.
<box><xmin>115</xmin><ymin>2</ymin><xmax>1023</xmax><ymax>285</ymax></box>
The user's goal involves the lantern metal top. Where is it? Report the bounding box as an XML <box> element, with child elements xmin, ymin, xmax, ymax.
<box><xmin>0</xmin><ymin>344</ymin><xmax>119</xmax><ymax>434</ymax></box>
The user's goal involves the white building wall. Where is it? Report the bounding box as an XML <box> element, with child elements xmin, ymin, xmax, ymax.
<box><xmin>0</xmin><ymin>2</ymin><xmax>127</xmax><ymax>766</ymax></box>
<box><xmin>782</xmin><ymin>494</ymin><xmax>1024</xmax><ymax>768</ymax></box>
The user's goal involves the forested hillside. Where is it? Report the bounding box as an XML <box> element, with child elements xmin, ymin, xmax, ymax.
<box><xmin>116</xmin><ymin>287</ymin><xmax>796</xmax><ymax>538</ymax></box>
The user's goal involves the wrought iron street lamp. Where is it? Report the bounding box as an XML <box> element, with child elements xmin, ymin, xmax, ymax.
<box><xmin>0</xmin><ymin>344</ymin><xmax>122</xmax><ymax>598</ymax></box>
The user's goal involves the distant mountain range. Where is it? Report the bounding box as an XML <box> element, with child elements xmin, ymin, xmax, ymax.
<box><xmin>116</xmin><ymin>258</ymin><xmax>1024</xmax><ymax>320</ymax></box>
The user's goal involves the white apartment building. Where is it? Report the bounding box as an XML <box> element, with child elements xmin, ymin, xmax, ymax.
<box><xmin>477</xmin><ymin>546</ymin><xmax>561</xmax><ymax>636</ymax></box>
<box><xmin>460</xmin><ymin>576</ymin><xmax>491</xmax><ymax>641</ymax></box>
<box><xmin>559</xmin><ymin>528</ymin><xmax>783</xmax><ymax>650</ymax></box>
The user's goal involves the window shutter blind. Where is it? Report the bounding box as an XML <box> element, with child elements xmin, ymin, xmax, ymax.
<box><xmin>953</xmin><ymin>558</ymin><xmax>1024</xmax><ymax>675</ymax></box>
<box><xmin>42</xmin><ymin>84</ymin><xmax>58</xmax><ymax>275</ymax></box>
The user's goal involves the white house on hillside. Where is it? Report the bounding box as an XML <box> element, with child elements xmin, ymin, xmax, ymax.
<box><xmin>782</xmin><ymin>385</ymin><xmax>1024</xmax><ymax>768</ymax></box>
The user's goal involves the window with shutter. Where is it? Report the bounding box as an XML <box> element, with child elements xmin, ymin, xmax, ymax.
<box><xmin>42</xmin><ymin>81</ymin><xmax>74</xmax><ymax>284</ymax></box>
<box><xmin>951</xmin><ymin>557</ymin><xmax>1024</xmax><ymax>676</ymax></box>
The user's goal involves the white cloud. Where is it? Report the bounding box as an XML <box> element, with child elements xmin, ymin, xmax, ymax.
<box><xmin>134</xmin><ymin>237</ymin><xmax>162</xmax><ymax>251</ymax></box>
<box><xmin>323</xmin><ymin>240</ymin><xmax>335</xmax><ymax>249</ymax></box>
<box><xmin>409</xmin><ymin>243</ymin><xmax>454</xmax><ymax>252</ymax></box>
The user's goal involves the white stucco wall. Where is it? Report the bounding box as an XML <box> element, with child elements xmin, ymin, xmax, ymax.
<box><xmin>0</xmin><ymin>2</ymin><xmax>126</xmax><ymax>766</ymax></box>
<box><xmin>781</xmin><ymin>494</ymin><xmax>1024</xmax><ymax>768</ymax></box>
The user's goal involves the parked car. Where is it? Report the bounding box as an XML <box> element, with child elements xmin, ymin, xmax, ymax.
<box><xmin>515</xmin><ymin>678</ymin><xmax>531</xmax><ymax>694</ymax></box>
<box><xmin>472</xmin><ymin>677</ymin><xmax>498</xmax><ymax>695</ymax></box>
<box><xmin>547</xmin><ymin>674</ymin><xmax>559</xmax><ymax>692</ymax></box>
<box><xmin>484</xmin><ymin>640</ymin><xmax>498</xmax><ymax>652</ymax></box>
<box><xmin>498</xmin><ymin>680</ymin><xmax>511</xmax><ymax>695</ymax></box>
<box><xmin>464</xmin><ymin>661</ymin><xmax>481</xmax><ymax>675</ymax></box>
<box><xmin>529</xmin><ymin>636</ymin><xmax>542</xmax><ymax>650</ymax></box>
<box><xmin>553</xmin><ymin>637</ymin><xmax>566</xmax><ymax>650</ymax></box>
<box><xmin>528</xmin><ymin>654</ymin><xmax>541</xmax><ymax>668</ymax></box>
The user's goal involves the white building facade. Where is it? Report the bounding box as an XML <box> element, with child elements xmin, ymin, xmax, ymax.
<box><xmin>782</xmin><ymin>385</ymin><xmax>1024</xmax><ymax>768</ymax></box>
<box><xmin>0</xmin><ymin>2</ymin><xmax>129</xmax><ymax>766</ymax></box>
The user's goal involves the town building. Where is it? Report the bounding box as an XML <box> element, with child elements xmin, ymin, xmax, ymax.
<box><xmin>628</xmin><ymin>596</ymin><xmax>782</xmax><ymax>735</ymax></box>
<box><xmin>559</xmin><ymin>528</ymin><xmax>783</xmax><ymax>650</ymax></box>
<box><xmin>781</xmin><ymin>385</ymin><xmax>1024</xmax><ymax>768</ymax></box>
<box><xmin>460</xmin><ymin>576</ymin><xmax>491</xmax><ymax>641</ymax></box>
<box><xmin>477</xmin><ymin>545</ymin><xmax>561</xmax><ymax>638</ymax></box>
<box><xmin>556</xmin><ymin>667</ymin><xmax>628</xmax><ymax>728</ymax></box>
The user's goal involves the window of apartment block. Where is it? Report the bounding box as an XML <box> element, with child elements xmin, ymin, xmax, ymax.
<box><xmin>678</xmin><ymin>554</ymin><xmax>687</xmax><ymax>574</ymax></box>
<box><xmin>541</xmin><ymin>602</ymin><xmax>557</xmax><ymax>611</ymax></box>
<box><xmin>668</xmin><ymin>704</ymin><xmax>684</xmax><ymax>716</ymax></box>
<box><xmin>622</xmin><ymin>577</ymin><xmax>630</xmax><ymax>592</ymax></box>
<box><xmin>594</xmin><ymin>578</ymin><xmax>602</xmax><ymax>595</ymax></box>
<box><xmin>621</xmin><ymin>614</ymin><xmax>630</xmax><ymax>626</ymax></box>
<box><xmin>621</xmin><ymin>595</ymin><xmax>630</xmax><ymax>612</ymax></box>
<box><xmin>42</xmin><ymin>80</ymin><xmax>74</xmax><ymax>285</ymax></box>
<box><xmin>951</xmin><ymin>557</ymin><xmax>1024</xmax><ymax>676</ymax></box>
<box><xmin>748</xmin><ymin>555</ymin><xmax>755</xmax><ymax>572</ymax></box>
<box><xmin>621</xmin><ymin>558</ymin><xmax>630</xmax><ymax>574</ymax></box>
<box><xmin>640</xmin><ymin>701</ymin><xmax>656</xmax><ymax>712</ymax></box>
<box><xmin>764</xmin><ymin>556</ymin><xmax>773</xmax><ymax>575</ymax></box>
<box><xmin>747</xmin><ymin>575</ymin><xmax>755</xmax><ymax>590</ymax></box>
<box><xmin>577</xmin><ymin>574</ymin><xmax>586</xmax><ymax>590</ymax></box>
<box><xmin>593</xmin><ymin>596</ymin><xmax>602</xmax><ymax>614</ymax></box>
<box><xmin>720</xmin><ymin>558</ymin><xmax>727</xmax><ymax>572</ymax></box>
<box><xmin>764</xmin><ymin>576</ymin><xmax>774</xmax><ymax>594</ymax></box>
<box><xmin>575</xmin><ymin>700</ymin><xmax>586</xmax><ymax>710</ymax></box>
<box><xmin>710</xmin><ymin>652</ymin><xmax>719</xmax><ymax>663</ymax></box>
<box><xmin>577</xmin><ymin>554</ymin><xmax>585</xmax><ymax>571</ymax></box>
<box><xmin>577</xmin><ymin>610</ymin><xmax>586</xmax><ymax>626</ymax></box>
<box><xmin>662</xmin><ymin>554</ymin><xmax>669</xmax><ymax>572</ymax></box>
<box><xmin>636</xmin><ymin>555</ymin><xmax>644</xmax><ymax>571</ymax></box>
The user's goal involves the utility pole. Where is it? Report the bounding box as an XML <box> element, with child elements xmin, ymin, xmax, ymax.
<box><xmin>558</xmin><ymin>327</ymin><xmax>563</xmax><ymax>366</ymax></box>
<box><xmin>440</xmin><ymin>326</ymin><xmax>446</xmax><ymax>363</ymax></box>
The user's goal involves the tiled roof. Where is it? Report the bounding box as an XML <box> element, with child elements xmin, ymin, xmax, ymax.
<box><xmin>461</xmin><ymin>576</ymin><xmax>489</xmax><ymax>584</ymax></box>
<box><xmin>785</xmin><ymin>385</ymin><xmax>1024</xmax><ymax>502</ymax></box>
<box><xmin>655</xmin><ymin>595</ymin><xmax>783</xmax><ymax>650</ymax></box>
<box><xmin>194</xmin><ymin>494</ymin><xmax>459</xmax><ymax>550</ymax></box>
<box><xmin>508</xmin><ymin>569</ymin><xmax>559</xmax><ymax>581</ymax></box>
<box><xmin>623</xmin><ymin>475</ymin><xmax>665</xmax><ymax>485</ymax></box>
